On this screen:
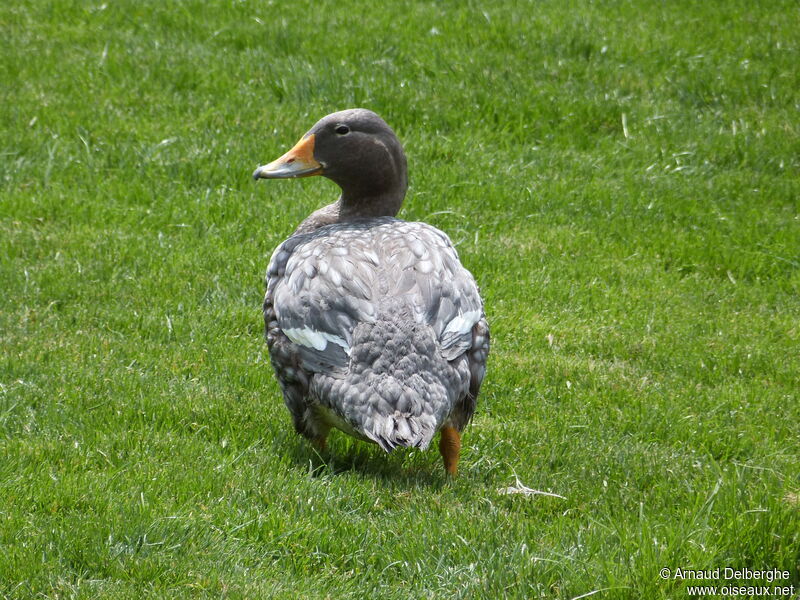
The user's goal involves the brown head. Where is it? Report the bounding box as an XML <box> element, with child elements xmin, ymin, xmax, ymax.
<box><xmin>253</xmin><ymin>109</ymin><xmax>408</xmax><ymax>220</ymax></box>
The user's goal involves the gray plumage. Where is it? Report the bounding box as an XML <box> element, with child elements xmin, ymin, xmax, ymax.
<box><xmin>255</xmin><ymin>109</ymin><xmax>489</xmax><ymax>460</ymax></box>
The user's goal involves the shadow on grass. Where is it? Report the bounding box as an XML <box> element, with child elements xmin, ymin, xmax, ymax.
<box><xmin>279</xmin><ymin>431</ymin><xmax>446</xmax><ymax>488</ymax></box>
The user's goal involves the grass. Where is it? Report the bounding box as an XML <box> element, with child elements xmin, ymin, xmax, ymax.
<box><xmin>1</xmin><ymin>0</ymin><xmax>799</xmax><ymax>597</ymax></box>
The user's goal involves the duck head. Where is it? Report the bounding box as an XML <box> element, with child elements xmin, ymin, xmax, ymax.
<box><xmin>253</xmin><ymin>109</ymin><xmax>408</xmax><ymax>219</ymax></box>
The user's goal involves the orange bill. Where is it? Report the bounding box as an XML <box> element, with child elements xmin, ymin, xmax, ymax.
<box><xmin>253</xmin><ymin>133</ymin><xmax>323</xmax><ymax>179</ymax></box>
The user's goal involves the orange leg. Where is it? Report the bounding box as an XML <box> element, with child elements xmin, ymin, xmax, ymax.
<box><xmin>439</xmin><ymin>426</ymin><xmax>461</xmax><ymax>476</ymax></box>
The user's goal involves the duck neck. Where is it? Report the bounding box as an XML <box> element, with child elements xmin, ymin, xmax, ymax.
<box><xmin>294</xmin><ymin>151</ymin><xmax>408</xmax><ymax>233</ymax></box>
<box><xmin>292</xmin><ymin>189</ymin><xmax>404</xmax><ymax>235</ymax></box>
<box><xmin>337</xmin><ymin>188</ymin><xmax>405</xmax><ymax>221</ymax></box>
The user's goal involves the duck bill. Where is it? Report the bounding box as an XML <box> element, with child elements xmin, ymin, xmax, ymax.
<box><xmin>253</xmin><ymin>133</ymin><xmax>323</xmax><ymax>179</ymax></box>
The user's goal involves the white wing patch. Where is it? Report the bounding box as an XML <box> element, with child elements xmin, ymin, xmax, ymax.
<box><xmin>283</xmin><ymin>327</ymin><xmax>351</xmax><ymax>355</ymax></box>
<box><xmin>442</xmin><ymin>309</ymin><xmax>482</xmax><ymax>337</ymax></box>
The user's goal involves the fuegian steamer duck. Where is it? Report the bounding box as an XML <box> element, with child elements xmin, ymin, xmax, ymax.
<box><xmin>253</xmin><ymin>109</ymin><xmax>489</xmax><ymax>475</ymax></box>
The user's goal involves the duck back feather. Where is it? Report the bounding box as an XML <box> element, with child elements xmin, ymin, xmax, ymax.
<box><xmin>265</xmin><ymin>218</ymin><xmax>487</xmax><ymax>450</ymax></box>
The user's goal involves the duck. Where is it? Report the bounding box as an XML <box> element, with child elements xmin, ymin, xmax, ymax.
<box><xmin>253</xmin><ymin>109</ymin><xmax>489</xmax><ymax>475</ymax></box>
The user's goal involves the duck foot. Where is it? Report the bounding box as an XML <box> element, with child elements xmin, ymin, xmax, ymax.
<box><xmin>438</xmin><ymin>426</ymin><xmax>461</xmax><ymax>476</ymax></box>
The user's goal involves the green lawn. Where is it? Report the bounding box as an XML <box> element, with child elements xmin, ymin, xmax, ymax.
<box><xmin>2</xmin><ymin>1</ymin><xmax>799</xmax><ymax>598</ymax></box>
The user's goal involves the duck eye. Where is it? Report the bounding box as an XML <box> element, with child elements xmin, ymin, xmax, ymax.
<box><xmin>334</xmin><ymin>124</ymin><xmax>350</xmax><ymax>135</ymax></box>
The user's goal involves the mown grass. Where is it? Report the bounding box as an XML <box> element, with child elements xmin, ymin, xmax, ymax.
<box><xmin>1</xmin><ymin>0</ymin><xmax>799</xmax><ymax>598</ymax></box>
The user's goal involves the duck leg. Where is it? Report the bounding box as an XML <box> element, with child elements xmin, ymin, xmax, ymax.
<box><xmin>438</xmin><ymin>425</ymin><xmax>461</xmax><ymax>476</ymax></box>
<box><xmin>309</xmin><ymin>421</ymin><xmax>331</xmax><ymax>453</ymax></box>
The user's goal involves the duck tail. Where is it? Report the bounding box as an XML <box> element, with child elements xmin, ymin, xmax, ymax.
<box><xmin>332</xmin><ymin>314</ymin><xmax>461</xmax><ymax>452</ymax></box>
<box><xmin>360</xmin><ymin>377</ymin><xmax>445</xmax><ymax>451</ymax></box>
